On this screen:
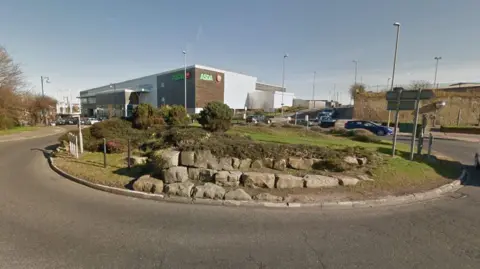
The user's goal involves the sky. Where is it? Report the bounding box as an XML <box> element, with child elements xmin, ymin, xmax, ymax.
<box><xmin>1</xmin><ymin>0</ymin><xmax>480</xmax><ymax>105</ymax></box>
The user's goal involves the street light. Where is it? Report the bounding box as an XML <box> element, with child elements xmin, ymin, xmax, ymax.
<box><xmin>109</xmin><ymin>83</ymin><xmax>116</xmax><ymax>118</ymax></box>
<box><xmin>40</xmin><ymin>76</ymin><xmax>50</xmax><ymax>125</ymax></box>
<box><xmin>352</xmin><ymin>60</ymin><xmax>358</xmax><ymax>85</ymax></box>
<box><xmin>387</xmin><ymin>22</ymin><xmax>401</xmax><ymax>129</ymax></box>
<box><xmin>312</xmin><ymin>71</ymin><xmax>316</xmax><ymax>109</ymax></box>
<box><xmin>433</xmin><ymin>56</ymin><xmax>442</xmax><ymax>89</ymax></box>
<box><xmin>183</xmin><ymin>50</ymin><xmax>187</xmax><ymax>111</ymax></box>
<box><xmin>281</xmin><ymin>53</ymin><xmax>288</xmax><ymax>115</ymax></box>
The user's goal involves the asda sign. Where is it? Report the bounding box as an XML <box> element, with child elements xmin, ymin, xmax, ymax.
<box><xmin>172</xmin><ymin>72</ymin><xmax>191</xmax><ymax>81</ymax></box>
<box><xmin>200</xmin><ymin>73</ymin><xmax>213</xmax><ymax>81</ymax></box>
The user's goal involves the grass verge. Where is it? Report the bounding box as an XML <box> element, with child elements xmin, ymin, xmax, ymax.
<box><xmin>0</xmin><ymin>126</ymin><xmax>39</xmax><ymax>136</ymax></box>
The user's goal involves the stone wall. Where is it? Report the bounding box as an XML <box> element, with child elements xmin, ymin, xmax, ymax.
<box><xmin>353</xmin><ymin>87</ymin><xmax>480</xmax><ymax>126</ymax></box>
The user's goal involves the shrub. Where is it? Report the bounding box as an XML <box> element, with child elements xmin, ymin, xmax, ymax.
<box><xmin>132</xmin><ymin>103</ymin><xmax>155</xmax><ymax>129</ymax></box>
<box><xmin>330</xmin><ymin>128</ymin><xmax>350</xmax><ymax>136</ymax></box>
<box><xmin>351</xmin><ymin>134</ymin><xmax>381</xmax><ymax>143</ymax></box>
<box><xmin>157</xmin><ymin>105</ymin><xmax>189</xmax><ymax>126</ymax></box>
<box><xmin>90</xmin><ymin>118</ymin><xmax>133</xmax><ymax>139</ymax></box>
<box><xmin>282</xmin><ymin>123</ymin><xmax>303</xmax><ymax>129</ymax></box>
<box><xmin>105</xmin><ymin>139</ymin><xmax>127</xmax><ymax>153</ymax></box>
<box><xmin>198</xmin><ymin>101</ymin><xmax>233</xmax><ymax>132</ymax></box>
<box><xmin>309</xmin><ymin>126</ymin><xmax>324</xmax><ymax>132</ymax></box>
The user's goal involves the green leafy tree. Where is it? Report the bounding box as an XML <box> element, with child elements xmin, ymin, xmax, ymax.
<box><xmin>156</xmin><ymin>105</ymin><xmax>189</xmax><ymax>126</ymax></box>
<box><xmin>198</xmin><ymin>101</ymin><xmax>233</xmax><ymax>132</ymax></box>
<box><xmin>349</xmin><ymin>83</ymin><xmax>366</xmax><ymax>99</ymax></box>
<box><xmin>132</xmin><ymin>103</ymin><xmax>154</xmax><ymax>129</ymax></box>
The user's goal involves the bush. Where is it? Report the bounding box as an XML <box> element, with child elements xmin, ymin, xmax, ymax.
<box><xmin>157</xmin><ymin>105</ymin><xmax>189</xmax><ymax>126</ymax></box>
<box><xmin>90</xmin><ymin>118</ymin><xmax>133</xmax><ymax>139</ymax></box>
<box><xmin>198</xmin><ymin>101</ymin><xmax>233</xmax><ymax>132</ymax></box>
<box><xmin>106</xmin><ymin>139</ymin><xmax>127</xmax><ymax>153</ymax></box>
<box><xmin>132</xmin><ymin>104</ymin><xmax>155</xmax><ymax>129</ymax></box>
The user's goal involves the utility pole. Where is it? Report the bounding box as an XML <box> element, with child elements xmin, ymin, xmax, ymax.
<box><xmin>312</xmin><ymin>71</ymin><xmax>316</xmax><ymax>108</ymax></box>
<box><xmin>41</xmin><ymin>76</ymin><xmax>50</xmax><ymax>125</ymax></box>
<box><xmin>183</xmin><ymin>50</ymin><xmax>187</xmax><ymax>111</ymax></box>
<box><xmin>388</xmin><ymin>22</ymin><xmax>401</xmax><ymax>129</ymax></box>
<box><xmin>281</xmin><ymin>53</ymin><xmax>288</xmax><ymax>115</ymax></box>
<box><xmin>433</xmin><ymin>56</ymin><xmax>442</xmax><ymax>89</ymax></box>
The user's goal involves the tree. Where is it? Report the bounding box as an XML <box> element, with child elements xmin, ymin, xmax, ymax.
<box><xmin>198</xmin><ymin>101</ymin><xmax>233</xmax><ymax>132</ymax></box>
<box><xmin>132</xmin><ymin>103</ymin><xmax>155</xmax><ymax>129</ymax></box>
<box><xmin>0</xmin><ymin>47</ymin><xmax>24</xmax><ymax>128</ymax></box>
<box><xmin>409</xmin><ymin>80</ymin><xmax>431</xmax><ymax>91</ymax></box>
<box><xmin>349</xmin><ymin>83</ymin><xmax>366</xmax><ymax>99</ymax></box>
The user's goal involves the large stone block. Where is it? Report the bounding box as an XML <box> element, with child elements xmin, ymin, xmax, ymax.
<box><xmin>193</xmin><ymin>150</ymin><xmax>215</xmax><ymax>169</ymax></box>
<box><xmin>288</xmin><ymin>157</ymin><xmax>315</xmax><ymax>170</ymax></box>
<box><xmin>165</xmin><ymin>182</ymin><xmax>194</xmax><ymax>197</ymax></box>
<box><xmin>241</xmin><ymin>172</ymin><xmax>275</xmax><ymax>189</ymax></box>
<box><xmin>162</xmin><ymin>166</ymin><xmax>189</xmax><ymax>184</ymax></box>
<box><xmin>273</xmin><ymin>159</ymin><xmax>287</xmax><ymax>171</ymax></box>
<box><xmin>218</xmin><ymin>157</ymin><xmax>234</xmax><ymax>171</ymax></box>
<box><xmin>132</xmin><ymin>175</ymin><xmax>164</xmax><ymax>194</ymax></box>
<box><xmin>193</xmin><ymin>183</ymin><xmax>226</xmax><ymax>200</ymax></box>
<box><xmin>224</xmin><ymin>189</ymin><xmax>252</xmax><ymax>201</ymax></box>
<box><xmin>180</xmin><ymin>151</ymin><xmax>195</xmax><ymax>166</ymax></box>
<box><xmin>188</xmin><ymin>168</ymin><xmax>216</xmax><ymax>182</ymax></box>
<box><xmin>214</xmin><ymin>171</ymin><xmax>242</xmax><ymax>187</ymax></box>
<box><xmin>152</xmin><ymin>149</ymin><xmax>180</xmax><ymax>170</ymax></box>
<box><xmin>276</xmin><ymin>174</ymin><xmax>304</xmax><ymax>189</ymax></box>
<box><xmin>253</xmin><ymin>192</ymin><xmax>283</xmax><ymax>202</ymax></box>
<box><xmin>304</xmin><ymin>174</ymin><xmax>339</xmax><ymax>188</ymax></box>
<box><xmin>336</xmin><ymin>175</ymin><xmax>359</xmax><ymax>186</ymax></box>
<box><xmin>238</xmin><ymin>158</ymin><xmax>252</xmax><ymax>169</ymax></box>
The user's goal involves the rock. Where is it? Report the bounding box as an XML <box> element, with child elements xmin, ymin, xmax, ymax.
<box><xmin>214</xmin><ymin>171</ymin><xmax>242</xmax><ymax>187</ymax></box>
<box><xmin>336</xmin><ymin>175</ymin><xmax>360</xmax><ymax>186</ymax></box>
<box><xmin>232</xmin><ymin>158</ymin><xmax>241</xmax><ymax>169</ymax></box>
<box><xmin>343</xmin><ymin>156</ymin><xmax>359</xmax><ymax>165</ymax></box>
<box><xmin>126</xmin><ymin>156</ymin><xmax>148</xmax><ymax>166</ymax></box>
<box><xmin>273</xmin><ymin>159</ymin><xmax>287</xmax><ymax>171</ymax></box>
<box><xmin>165</xmin><ymin>182</ymin><xmax>194</xmax><ymax>197</ymax></box>
<box><xmin>224</xmin><ymin>189</ymin><xmax>252</xmax><ymax>201</ymax></box>
<box><xmin>276</xmin><ymin>174</ymin><xmax>304</xmax><ymax>189</ymax></box>
<box><xmin>188</xmin><ymin>168</ymin><xmax>216</xmax><ymax>182</ymax></box>
<box><xmin>180</xmin><ymin>151</ymin><xmax>195</xmax><ymax>166</ymax></box>
<box><xmin>162</xmin><ymin>166</ymin><xmax>189</xmax><ymax>184</ymax></box>
<box><xmin>253</xmin><ymin>192</ymin><xmax>283</xmax><ymax>202</ymax></box>
<box><xmin>132</xmin><ymin>175</ymin><xmax>164</xmax><ymax>193</ymax></box>
<box><xmin>262</xmin><ymin>158</ymin><xmax>274</xmax><ymax>169</ymax></box>
<box><xmin>193</xmin><ymin>183</ymin><xmax>226</xmax><ymax>199</ymax></box>
<box><xmin>238</xmin><ymin>158</ymin><xmax>252</xmax><ymax>169</ymax></box>
<box><xmin>241</xmin><ymin>172</ymin><xmax>275</xmax><ymax>189</ymax></box>
<box><xmin>357</xmin><ymin>157</ymin><xmax>368</xmax><ymax>166</ymax></box>
<box><xmin>193</xmin><ymin>150</ymin><xmax>215</xmax><ymax>169</ymax></box>
<box><xmin>218</xmin><ymin>157</ymin><xmax>234</xmax><ymax>171</ymax></box>
<box><xmin>250</xmin><ymin>159</ymin><xmax>263</xmax><ymax>169</ymax></box>
<box><xmin>357</xmin><ymin>174</ymin><xmax>374</xmax><ymax>181</ymax></box>
<box><xmin>304</xmin><ymin>174</ymin><xmax>339</xmax><ymax>188</ymax></box>
<box><xmin>153</xmin><ymin>149</ymin><xmax>180</xmax><ymax>169</ymax></box>
<box><xmin>288</xmin><ymin>157</ymin><xmax>315</xmax><ymax>170</ymax></box>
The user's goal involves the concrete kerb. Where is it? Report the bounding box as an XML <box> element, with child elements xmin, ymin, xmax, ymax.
<box><xmin>48</xmin><ymin>156</ymin><xmax>467</xmax><ymax>209</ymax></box>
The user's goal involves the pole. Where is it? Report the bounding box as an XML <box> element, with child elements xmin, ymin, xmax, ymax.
<box><xmin>103</xmin><ymin>138</ymin><xmax>107</xmax><ymax>168</ymax></box>
<box><xmin>281</xmin><ymin>54</ymin><xmax>287</xmax><ymax>115</ymax></box>
<box><xmin>127</xmin><ymin>139</ymin><xmax>131</xmax><ymax>170</ymax></box>
<box><xmin>353</xmin><ymin>60</ymin><xmax>358</xmax><ymax>85</ymax></box>
<box><xmin>391</xmin><ymin>87</ymin><xmax>402</xmax><ymax>156</ymax></box>
<box><xmin>433</xmin><ymin>57</ymin><xmax>441</xmax><ymax>89</ymax></box>
<box><xmin>388</xmin><ymin>23</ymin><xmax>401</xmax><ymax>128</ymax></box>
<box><xmin>409</xmin><ymin>90</ymin><xmax>422</xmax><ymax>160</ymax></box>
<box><xmin>183</xmin><ymin>51</ymin><xmax>187</xmax><ymax>112</ymax></box>
<box><xmin>427</xmin><ymin>133</ymin><xmax>433</xmax><ymax>159</ymax></box>
<box><xmin>78</xmin><ymin>115</ymin><xmax>83</xmax><ymax>154</ymax></box>
<box><xmin>312</xmin><ymin>71</ymin><xmax>316</xmax><ymax>109</ymax></box>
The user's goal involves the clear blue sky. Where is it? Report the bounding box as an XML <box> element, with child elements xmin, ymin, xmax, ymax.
<box><xmin>1</xmin><ymin>0</ymin><xmax>480</xmax><ymax>104</ymax></box>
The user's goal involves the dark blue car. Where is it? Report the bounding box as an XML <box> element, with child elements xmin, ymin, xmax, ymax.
<box><xmin>344</xmin><ymin>120</ymin><xmax>393</xmax><ymax>136</ymax></box>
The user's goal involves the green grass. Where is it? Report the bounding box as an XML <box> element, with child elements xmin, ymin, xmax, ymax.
<box><xmin>0</xmin><ymin>126</ymin><xmax>39</xmax><ymax>136</ymax></box>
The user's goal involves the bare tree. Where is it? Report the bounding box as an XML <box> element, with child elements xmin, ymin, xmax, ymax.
<box><xmin>409</xmin><ymin>80</ymin><xmax>431</xmax><ymax>91</ymax></box>
<box><xmin>349</xmin><ymin>83</ymin><xmax>366</xmax><ymax>99</ymax></box>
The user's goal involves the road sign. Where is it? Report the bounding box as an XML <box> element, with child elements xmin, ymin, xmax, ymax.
<box><xmin>387</xmin><ymin>100</ymin><xmax>416</xmax><ymax>111</ymax></box>
<box><xmin>386</xmin><ymin>90</ymin><xmax>434</xmax><ymax>101</ymax></box>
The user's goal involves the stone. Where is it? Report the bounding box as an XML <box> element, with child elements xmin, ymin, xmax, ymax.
<box><xmin>193</xmin><ymin>150</ymin><xmax>215</xmax><ymax>169</ymax></box>
<box><xmin>336</xmin><ymin>175</ymin><xmax>360</xmax><ymax>186</ymax></box>
<box><xmin>232</xmin><ymin>158</ymin><xmax>241</xmax><ymax>169</ymax></box>
<box><xmin>188</xmin><ymin>168</ymin><xmax>216</xmax><ymax>182</ymax></box>
<box><xmin>126</xmin><ymin>156</ymin><xmax>148</xmax><ymax>166</ymax></box>
<box><xmin>250</xmin><ymin>159</ymin><xmax>263</xmax><ymax>169</ymax></box>
<box><xmin>253</xmin><ymin>192</ymin><xmax>283</xmax><ymax>202</ymax></box>
<box><xmin>132</xmin><ymin>175</ymin><xmax>164</xmax><ymax>194</ymax></box>
<box><xmin>165</xmin><ymin>182</ymin><xmax>194</xmax><ymax>197</ymax></box>
<box><xmin>357</xmin><ymin>157</ymin><xmax>368</xmax><ymax>166</ymax></box>
<box><xmin>152</xmin><ymin>149</ymin><xmax>180</xmax><ymax>169</ymax></box>
<box><xmin>238</xmin><ymin>158</ymin><xmax>252</xmax><ymax>169</ymax></box>
<box><xmin>273</xmin><ymin>159</ymin><xmax>287</xmax><ymax>171</ymax></box>
<box><xmin>224</xmin><ymin>189</ymin><xmax>252</xmax><ymax>201</ymax></box>
<box><xmin>180</xmin><ymin>151</ymin><xmax>195</xmax><ymax>166</ymax></box>
<box><xmin>241</xmin><ymin>172</ymin><xmax>275</xmax><ymax>189</ymax></box>
<box><xmin>262</xmin><ymin>158</ymin><xmax>274</xmax><ymax>169</ymax></box>
<box><xmin>218</xmin><ymin>157</ymin><xmax>234</xmax><ymax>171</ymax></box>
<box><xmin>304</xmin><ymin>174</ymin><xmax>339</xmax><ymax>188</ymax></box>
<box><xmin>343</xmin><ymin>156</ymin><xmax>359</xmax><ymax>165</ymax></box>
<box><xmin>357</xmin><ymin>174</ymin><xmax>374</xmax><ymax>181</ymax></box>
<box><xmin>193</xmin><ymin>183</ymin><xmax>226</xmax><ymax>199</ymax></box>
<box><xmin>276</xmin><ymin>174</ymin><xmax>304</xmax><ymax>189</ymax></box>
<box><xmin>214</xmin><ymin>171</ymin><xmax>242</xmax><ymax>187</ymax></box>
<box><xmin>162</xmin><ymin>166</ymin><xmax>189</xmax><ymax>184</ymax></box>
<box><xmin>288</xmin><ymin>157</ymin><xmax>315</xmax><ymax>170</ymax></box>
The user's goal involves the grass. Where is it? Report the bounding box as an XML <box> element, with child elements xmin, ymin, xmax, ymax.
<box><xmin>0</xmin><ymin>126</ymin><xmax>39</xmax><ymax>136</ymax></box>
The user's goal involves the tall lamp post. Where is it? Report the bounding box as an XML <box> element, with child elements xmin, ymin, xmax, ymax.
<box><xmin>387</xmin><ymin>22</ymin><xmax>401</xmax><ymax>129</ymax></box>
<box><xmin>41</xmin><ymin>76</ymin><xmax>50</xmax><ymax>125</ymax></box>
<box><xmin>312</xmin><ymin>71</ymin><xmax>316</xmax><ymax>108</ymax></box>
<box><xmin>390</xmin><ymin>22</ymin><xmax>401</xmax><ymax>156</ymax></box>
<box><xmin>352</xmin><ymin>60</ymin><xmax>358</xmax><ymax>85</ymax></box>
<box><xmin>183</xmin><ymin>50</ymin><xmax>187</xmax><ymax>111</ymax></box>
<box><xmin>433</xmin><ymin>56</ymin><xmax>442</xmax><ymax>89</ymax></box>
<box><xmin>281</xmin><ymin>53</ymin><xmax>288</xmax><ymax>115</ymax></box>
<box><xmin>109</xmin><ymin>83</ymin><xmax>116</xmax><ymax>118</ymax></box>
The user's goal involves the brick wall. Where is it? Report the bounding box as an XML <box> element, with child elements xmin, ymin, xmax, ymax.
<box><xmin>194</xmin><ymin>68</ymin><xmax>225</xmax><ymax>108</ymax></box>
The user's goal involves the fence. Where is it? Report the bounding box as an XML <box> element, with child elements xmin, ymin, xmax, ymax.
<box><xmin>67</xmin><ymin>132</ymin><xmax>79</xmax><ymax>158</ymax></box>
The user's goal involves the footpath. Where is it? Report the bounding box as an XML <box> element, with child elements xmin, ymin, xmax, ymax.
<box><xmin>0</xmin><ymin>127</ymin><xmax>66</xmax><ymax>143</ymax></box>
<box><xmin>398</xmin><ymin>130</ymin><xmax>480</xmax><ymax>143</ymax></box>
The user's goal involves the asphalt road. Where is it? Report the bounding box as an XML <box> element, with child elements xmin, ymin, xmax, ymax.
<box><xmin>1</xmin><ymin>134</ymin><xmax>480</xmax><ymax>268</ymax></box>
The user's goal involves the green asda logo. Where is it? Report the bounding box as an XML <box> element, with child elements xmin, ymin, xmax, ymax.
<box><xmin>200</xmin><ymin>73</ymin><xmax>213</xmax><ymax>81</ymax></box>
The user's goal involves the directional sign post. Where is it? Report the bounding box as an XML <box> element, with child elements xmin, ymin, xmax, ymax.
<box><xmin>385</xmin><ymin>88</ymin><xmax>435</xmax><ymax>158</ymax></box>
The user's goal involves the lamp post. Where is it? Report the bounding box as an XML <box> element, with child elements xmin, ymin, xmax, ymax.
<box><xmin>387</xmin><ymin>22</ymin><xmax>401</xmax><ymax>129</ymax></box>
<box><xmin>40</xmin><ymin>76</ymin><xmax>50</xmax><ymax>125</ymax></box>
<box><xmin>352</xmin><ymin>60</ymin><xmax>358</xmax><ymax>85</ymax></box>
<box><xmin>109</xmin><ymin>83</ymin><xmax>116</xmax><ymax>118</ymax></box>
<box><xmin>312</xmin><ymin>71</ymin><xmax>316</xmax><ymax>109</ymax></box>
<box><xmin>433</xmin><ymin>56</ymin><xmax>442</xmax><ymax>89</ymax></box>
<box><xmin>281</xmin><ymin>53</ymin><xmax>288</xmax><ymax>115</ymax></box>
<box><xmin>183</xmin><ymin>50</ymin><xmax>187</xmax><ymax>112</ymax></box>
<box><xmin>387</xmin><ymin>77</ymin><xmax>391</xmax><ymax>91</ymax></box>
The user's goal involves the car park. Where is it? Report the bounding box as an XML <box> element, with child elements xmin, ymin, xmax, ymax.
<box><xmin>246</xmin><ymin>115</ymin><xmax>272</xmax><ymax>124</ymax></box>
<box><xmin>344</xmin><ymin>120</ymin><xmax>393</xmax><ymax>136</ymax></box>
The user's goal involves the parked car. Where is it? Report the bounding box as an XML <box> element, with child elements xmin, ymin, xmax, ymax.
<box><xmin>246</xmin><ymin>115</ymin><xmax>272</xmax><ymax>124</ymax></box>
<box><xmin>87</xmin><ymin>118</ymin><xmax>100</xmax><ymax>125</ymax></box>
<box><xmin>56</xmin><ymin>119</ymin><xmax>66</xmax><ymax>125</ymax></box>
<box><xmin>318</xmin><ymin>116</ymin><xmax>336</xmax><ymax>128</ymax></box>
<box><xmin>317</xmin><ymin>108</ymin><xmax>335</xmax><ymax>119</ymax></box>
<box><xmin>344</xmin><ymin>120</ymin><xmax>393</xmax><ymax>136</ymax></box>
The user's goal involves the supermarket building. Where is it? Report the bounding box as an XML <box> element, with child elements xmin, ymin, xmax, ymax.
<box><xmin>79</xmin><ymin>65</ymin><xmax>294</xmax><ymax>117</ymax></box>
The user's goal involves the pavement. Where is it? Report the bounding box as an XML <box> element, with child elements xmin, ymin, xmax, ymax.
<box><xmin>398</xmin><ymin>130</ymin><xmax>480</xmax><ymax>143</ymax></box>
<box><xmin>0</xmin><ymin>126</ymin><xmax>66</xmax><ymax>143</ymax></box>
<box><xmin>1</xmin><ymin>132</ymin><xmax>480</xmax><ymax>268</ymax></box>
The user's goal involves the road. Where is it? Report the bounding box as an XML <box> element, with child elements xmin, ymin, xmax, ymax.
<box><xmin>1</xmin><ymin>134</ymin><xmax>480</xmax><ymax>268</ymax></box>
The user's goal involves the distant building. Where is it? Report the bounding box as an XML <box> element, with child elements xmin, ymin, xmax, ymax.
<box><xmin>292</xmin><ymin>99</ymin><xmax>340</xmax><ymax>109</ymax></box>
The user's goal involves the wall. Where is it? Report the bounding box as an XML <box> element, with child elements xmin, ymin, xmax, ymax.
<box><xmin>246</xmin><ymin>91</ymin><xmax>274</xmax><ymax>111</ymax></box>
<box><xmin>273</xmin><ymin>92</ymin><xmax>295</xmax><ymax>108</ymax></box>
<box><xmin>156</xmin><ymin>68</ymin><xmax>196</xmax><ymax>111</ymax></box>
<box><xmin>194</xmin><ymin>67</ymin><xmax>225</xmax><ymax>110</ymax></box>
<box><xmin>224</xmin><ymin>71</ymin><xmax>256</xmax><ymax>109</ymax></box>
<box><xmin>354</xmin><ymin>88</ymin><xmax>480</xmax><ymax>126</ymax></box>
